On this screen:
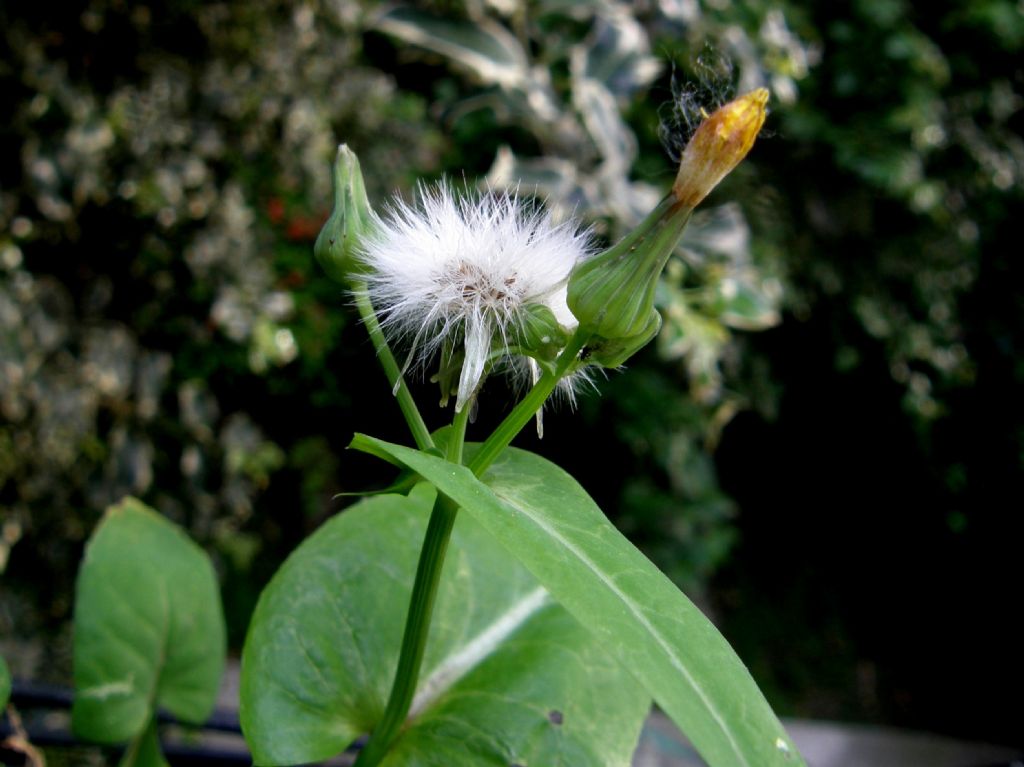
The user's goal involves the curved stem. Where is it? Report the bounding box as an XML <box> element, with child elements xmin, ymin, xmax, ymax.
<box><xmin>352</xmin><ymin>282</ymin><xmax>434</xmax><ymax>452</ymax></box>
<box><xmin>468</xmin><ymin>329</ymin><xmax>589</xmax><ymax>477</ymax></box>
<box><xmin>353</xmin><ymin>401</ymin><xmax>472</xmax><ymax>767</ymax></box>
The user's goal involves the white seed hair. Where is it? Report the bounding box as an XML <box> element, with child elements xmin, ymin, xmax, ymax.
<box><xmin>358</xmin><ymin>181</ymin><xmax>592</xmax><ymax>412</ymax></box>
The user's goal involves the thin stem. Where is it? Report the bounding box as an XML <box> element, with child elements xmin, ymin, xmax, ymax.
<box><xmin>468</xmin><ymin>329</ymin><xmax>590</xmax><ymax>477</ymax></box>
<box><xmin>353</xmin><ymin>402</ymin><xmax>471</xmax><ymax>767</ymax></box>
<box><xmin>353</xmin><ymin>496</ymin><xmax>457</xmax><ymax>767</ymax></box>
<box><xmin>352</xmin><ymin>281</ymin><xmax>435</xmax><ymax>452</ymax></box>
<box><xmin>446</xmin><ymin>399</ymin><xmax>472</xmax><ymax>465</ymax></box>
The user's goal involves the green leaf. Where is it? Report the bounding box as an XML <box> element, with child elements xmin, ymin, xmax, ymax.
<box><xmin>72</xmin><ymin>497</ymin><xmax>226</xmax><ymax>746</ymax></box>
<box><xmin>349</xmin><ymin>436</ymin><xmax>805</xmax><ymax>767</ymax></box>
<box><xmin>240</xmin><ymin>486</ymin><xmax>649</xmax><ymax>766</ymax></box>
<box><xmin>0</xmin><ymin>654</ymin><xmax>10</xmax><ymax>709</ymax></box>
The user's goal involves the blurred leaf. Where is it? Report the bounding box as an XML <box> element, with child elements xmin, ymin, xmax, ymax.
<box><xmin>712</xmin><ymin>275</ymin><xmax>782</xmax><ymax>331</ymax></box>
<box><xmin>959</xmin><ymin>0</ymin><xmax>1024</xmax><ymax>49</ymax></box>
<box><xmin>485</xmin><ymin>146</ymin><xmax>580</xmax><ymax>196</ymax></box>
<box><xmin>573</xmin><ymin>77</ymin><xmax>638</xmax><ymax>174</ymax></box>
<box><xmin>375</xmin><ymin>7</ymin><xmax>529</xmax><ymax>89</ymax></box>
<box><xmin>72</xmin><ymin>498</ymin><xmax>225</xmax><ymax>747</ymax></box>
<box><xmin>349</xmin><ymin>437</ymin><xmax>804</xmax><ymax>767</ymax></box>
<box><xmin>573</xmin><ymin>8</ymin><xmax>662</xmax><ymax>97</ymax></box>
<box><xmin>658</xmin><ymin>276</ymin><xmax>730</xmax><ymax>400</ymax></box>
<box><xmin>240</xmin><ymin>486</ymin><xmax>649</xmax><ymax>765</ymax></box>
<box><xmin>0</xmin><ymin>655</ymin><xmax>9</xmax><ymax>709</ymax></box>
<box><xmin>485</xmin><ymin>146</ymin><xmax>586</xmax><ymax>213</ymax></box>
<box><xmin>538</xmin><ymin>0</ymin><xmax>609</xmax><ymax>17</ymax></box>
<box><xmin>678</xmin><ymin>203</ymin><xmax>753</xmax><ymax>267</ymax></box>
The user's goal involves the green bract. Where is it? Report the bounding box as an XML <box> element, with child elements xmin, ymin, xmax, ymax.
<box><xmin>314</xmin><ymin>144</ymin><xmax>375</xmax><ymax>285</ymax></box>
<box><xmin>587</xmin><ymin>307</ymin><xmax>663</xmax><ymax>368</ymax></box>
<box><xmin>509</xmin><ymin>303</ymin><xmax>570</xmax><ymax>362</ymax></box>
<box><xmin>568</xmin><ymin>195</ymin><xmax>692</xmax><ymax>341</ymax></box>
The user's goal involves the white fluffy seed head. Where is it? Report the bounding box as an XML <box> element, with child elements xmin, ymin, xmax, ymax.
<box><xmin>358</xmin><ymin>182</ymin><xmax>592</xmax><ymax>411</ymax></box>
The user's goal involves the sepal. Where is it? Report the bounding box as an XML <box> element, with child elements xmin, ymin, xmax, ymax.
<box><xmin>587</xmin><ymin>308</ymin><xmax>662</xmax><ymax>368</ymax></box>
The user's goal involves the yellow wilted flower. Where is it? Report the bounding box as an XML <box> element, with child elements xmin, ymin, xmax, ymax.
<box><xmin>672</xmin><ymin>88</ymin><xmax>769</xmax><ymax>207</ymax></box>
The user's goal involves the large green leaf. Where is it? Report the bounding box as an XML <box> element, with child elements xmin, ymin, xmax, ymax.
<box><xmin>240</xmin><ymin>486</ymin><xmax>649</xmax><ymax>766</ymax></box>
<box><xmin>349</xmin><ymin>436</ymin><xmax>805</xmax><ymax>767</ymax></box>
<box><xmin>72</xmin><ymin>497</ymin><xmax>226</xmax><ymax>748</ymax></box>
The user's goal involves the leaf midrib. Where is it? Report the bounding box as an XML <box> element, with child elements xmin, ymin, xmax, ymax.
<box><xmin>490</xmin><ymin>483</ymin><xmax>748</xmax><ymax>767</ymax></box>
<box><xmin>409</xmin><ymin>586</ymin><xmax>549</xmax><ymax>719</ymax></box>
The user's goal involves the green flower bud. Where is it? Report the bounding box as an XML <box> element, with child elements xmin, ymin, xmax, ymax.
<box><xmin>567</xmin><ymin>195</ymin><xmax>692</xmax><ymax>340</ymax></box>
<box><xmin>314</xmin><ymin>144</ymin><xmax>374</xmax><ymax>284</ymax></box>
<box><xmin>508</xmin><ymin>304</ymin><xmax>570</xmax><ymax>362</ymax></box>
<box><xmin>587</xmin><ymin>307</ymin><xmax>662</xmax><ymax>368</ymax></box>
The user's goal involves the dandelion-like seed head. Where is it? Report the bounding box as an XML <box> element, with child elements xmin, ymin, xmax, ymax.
<box><xmin>359</xmin><ymin>182</ymin><xmax>592</xmax><ymax>413</ymax></box>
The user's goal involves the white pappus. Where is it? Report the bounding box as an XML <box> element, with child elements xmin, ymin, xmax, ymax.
<box><xmin>358</xmin><ymin>182</ymin><xmax>593</xmax><ymax>414</ymax></box>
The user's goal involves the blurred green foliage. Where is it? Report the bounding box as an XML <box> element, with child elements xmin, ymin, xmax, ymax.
<box><xmin>1</xmin><ymin>0</ymin><xmax>1021</xmax><ymax>743</ymax></box>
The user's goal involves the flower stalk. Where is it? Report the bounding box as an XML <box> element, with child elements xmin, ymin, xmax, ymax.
<box><xmin>353</xmin><ymin>403</ymin><xmax>471</xmax><ymax>767</ymax></box>
<box><xmin>352</xmin><ymin>284</ymin><xmax>435</xmax><ymax>452</ymax></box>
<box><xmin>468</xmin><ymin>328</ymin><xmax>589</xmax><ymax>476</ymax></box>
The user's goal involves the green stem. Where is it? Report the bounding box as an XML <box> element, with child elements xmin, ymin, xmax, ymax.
<box><xmin>446</xmin><ymin>399</ymin><xmax>472</xmax><ymax>465</ymax></box>
<box><xmin>353</xmin><ymin>402</ymin><xmax>471</xmax><ymax>767</ymax></box>
<box><xmin>468</xmin><ymin>329</ymin><xmax>590</xmax><ymax>476</ymax></box>
<box><xmin>352</xmin><ymin>282</ymin><xmax>434</xmax><ymax>452</ymax></box>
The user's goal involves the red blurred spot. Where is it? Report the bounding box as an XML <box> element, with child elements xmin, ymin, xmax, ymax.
<box><xmin>286</xmin><ymin>212</ymin><xmax>328</xmax><ymax>242</ymax></box>
<box><xmin>266</xmin><ymin>197</ymin><xmax>286</xmax><ymax>224</ymax></box>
